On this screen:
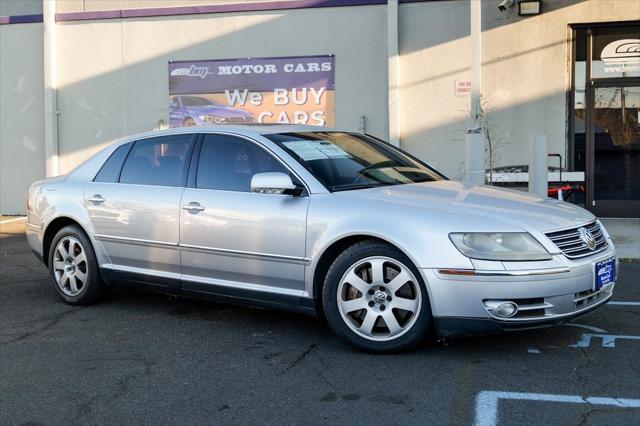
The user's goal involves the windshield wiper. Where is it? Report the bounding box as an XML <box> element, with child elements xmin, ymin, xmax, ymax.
<box><xmin>331</xmin><ymin>182</ymin><xmax>394</xmax><ymax>192</ymax></box>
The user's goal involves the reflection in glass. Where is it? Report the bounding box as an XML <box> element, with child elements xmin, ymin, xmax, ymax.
<box><xmin>593</xmin><ymin>86</ymin><xmax>640</xmax><ymax>202</ymax></box>
<box><xmin>591</xmin><ymin>26</ymin><xmax>640</xmax><ymax>79</ymax></box>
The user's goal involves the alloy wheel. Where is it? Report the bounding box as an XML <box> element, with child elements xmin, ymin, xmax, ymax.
<box><xmin>337</xmin><ymin>256</ymin><xmax>422</xmax><ymax>341</ymax></box>
<box><xmin>52</xmin><ymin>236</ymin><xmax>89</xmax><ymax>297</ymax></box>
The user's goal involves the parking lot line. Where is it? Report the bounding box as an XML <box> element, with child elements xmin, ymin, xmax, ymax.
<box><xmin>571</xmin><ymin>333</ymin><xmax>640</xmax><ymax>348</ymax></box>
<box><xmin>564</xmin><ymin>323</ymin><xmax>607</xmax><ymax>333</ymax></box>
<box><xmin>475</xmin><ymin>391</ymin><xmax>640</xmax><ymax>426</ymax></box>
<box><xmin>608</xmin><ymin>301</ymin><xmax>640</xmax><ymax>306</ymax></box>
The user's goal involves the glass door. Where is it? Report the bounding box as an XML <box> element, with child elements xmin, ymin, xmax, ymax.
<box><xmin>588</xmin><ymin>82</ymin><xmax>640</xmax><ymax>217</ymax></box>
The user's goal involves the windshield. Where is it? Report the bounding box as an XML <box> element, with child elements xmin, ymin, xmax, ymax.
<box><xmin>265</xmin><ymin>132</ymin><xmax>445</xmax><ymax>191</ymax></box>
<box><xmin>182</xmin><ymin>96</ymin><xmax>217</xmax><ymax>107</ymax></box>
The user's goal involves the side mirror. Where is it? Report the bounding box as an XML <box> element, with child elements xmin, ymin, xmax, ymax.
<box><xmin>251</xmin><ymin>172</ymin><xmax>303</xmax><ymax>196</ymax></box>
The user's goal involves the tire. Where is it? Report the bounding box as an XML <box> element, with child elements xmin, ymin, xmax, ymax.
<box><xmin>48</xmin><ymin>225</ymin><xmax>110</xmax><ymax>305</ymax></box>
<box><xmin>322</xmin><ymin>240</ymin><xmax>432</xmax><ymax>353</ymax></box>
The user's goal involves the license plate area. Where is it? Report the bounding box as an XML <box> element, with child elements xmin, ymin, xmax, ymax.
<box><xmin>595</xmin><ymin>257</ymin><xmax>616</xmax><ymax>290</ymax></box>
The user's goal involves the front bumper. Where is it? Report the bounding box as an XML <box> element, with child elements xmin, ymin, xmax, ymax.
<box><xmin>422</xmin><ymin>245</ymin><xmax>617</xmax><ymax>337</ymax></box>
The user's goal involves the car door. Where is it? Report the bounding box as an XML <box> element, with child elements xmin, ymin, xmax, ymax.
<box><xmin>84</xmin><ymin>134</ymin><xmax>196</xmax><ymax>287</ymax></box>
<box><xmin>179</xmin><ymin>133</ymin><xmax>309</xmax><ymax>298</ymax></box>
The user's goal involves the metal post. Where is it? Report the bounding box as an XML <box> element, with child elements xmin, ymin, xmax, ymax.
<box><xmin>529</xmin><ymin>132</ymin><xmax>548</xmax><ymax>198</ymax></box>
<box><xmin>387</xmin><ymin>0</ymin><xmax>400</xmax><ymax>147</ymax></box>
<box><xmin>463</xmin><ymin>0</ymin><xmax>484</xmax><ymax>186</ymax></box>
<box><xmin>43</xmin><ymin>0</ymin><xmax>59</xmax><ymax>177</ymax></box>
<box><xmin>470</xmin><ymin>0</ymin><xmax>482</xmax><ymax>123</ymax></box>
<box><xmin>464</xmin><ymin>128</ymin><xmax>485</xmax><ymax>185</ymax></box>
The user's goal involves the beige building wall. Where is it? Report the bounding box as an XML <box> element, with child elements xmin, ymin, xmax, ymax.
<box><xmin>399</xmin><ymin>0</ymin><xmax>640</xmax><ymax>179</ymax></box>
<box><xmin>0</xmin><ymin>22</ymin><xmax>45</xmax><ymax>214</ymax></box>
<box><xmin>55</xmin><ymin>5</ymin><xmax>389</xmax><ymax>173</ymax></box>
<box><xmin>1</xmin><ymin>0</ymin><xmax>638</xmax><ymax>214</ymax></box>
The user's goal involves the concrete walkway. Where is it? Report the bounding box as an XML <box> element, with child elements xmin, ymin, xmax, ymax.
<box><xmin>601</xmin><ymin>218</ymin><xmax>640</xmax><ymax>261</ymax></box>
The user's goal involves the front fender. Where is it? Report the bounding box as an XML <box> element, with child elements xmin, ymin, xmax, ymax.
<box><xmin>304</xmin><ymin>194</ymin><xmax>482</xmax><ymax>303</ymax></box>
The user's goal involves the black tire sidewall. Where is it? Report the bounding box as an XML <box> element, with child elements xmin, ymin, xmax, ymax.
<box><xmin>322</xmin><ymin>240</ymin><xmax>432</xmax><ymax>353</ymax></box>
<box><xmin>48</xmin><ymin>225</ymin><xmax>106</xmax><ymax>305</ymax></box>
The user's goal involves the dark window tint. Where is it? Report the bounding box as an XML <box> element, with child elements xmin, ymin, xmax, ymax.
<box><xmin>120</xmin><ymin>135</ymin><xmax>194</xmax><ymax>187</ymax></box>
<box><xmin>196</xmin><ymin>134</ymin><xmax>288</xmax><ymax>192</ymax></box>
<box><xmin>94</xmin><ymin>143</ymin><xmax>132</xmax><ymax>182</ymax></box>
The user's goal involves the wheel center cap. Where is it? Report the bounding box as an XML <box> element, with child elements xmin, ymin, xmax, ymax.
<box><xmin>373</xmin><ymin>291</ymin><xmax>387</xmax><ymax>305</ymax></box>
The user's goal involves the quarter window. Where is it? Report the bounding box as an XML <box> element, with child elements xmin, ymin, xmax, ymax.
<box><xmin>94</xmin><ymin>143</ymin><xmax>132</xmax><ymax>183</ymax></box>
<box><xmin>119</xmin><ymin>135</ymin><xmax>195</xmax><ymax>187</ymax></box>
<box><xmin>196</xmin><ymin>134</ymin><xmax>290</xmax><ymax>192</ymax></box>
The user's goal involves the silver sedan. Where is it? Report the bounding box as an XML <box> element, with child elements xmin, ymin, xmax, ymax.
<box><xmin>26</xmin><ymin>126</ymin><xmax>617</xmax><ymax>352</ymax></box>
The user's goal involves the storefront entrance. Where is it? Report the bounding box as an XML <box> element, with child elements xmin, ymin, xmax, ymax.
<box><xmin>571</xmin><ymin>22</ymin><xmax>640</xmax><ymax>218</ymax></box>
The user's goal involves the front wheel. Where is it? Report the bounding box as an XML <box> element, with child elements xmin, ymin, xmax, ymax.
<box><xmin>322</xmin><ymin>240</ymin><xmax>432</xmax><ymax>353</ymax></box>
<box><xmin>48</xmin><ymin>225</ymin><xmax>110</xmax><ymax>305</ymax></box>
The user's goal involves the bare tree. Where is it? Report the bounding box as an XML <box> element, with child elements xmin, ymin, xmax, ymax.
<box><xmin>454</xmin><ymin>96</ymin><xmax>510</xmax><ymax>184</ymax></box>
<box><xmin>460</xmin><ymin>97</ymin><xmax>507</xmax><ymax>185</ymax></box>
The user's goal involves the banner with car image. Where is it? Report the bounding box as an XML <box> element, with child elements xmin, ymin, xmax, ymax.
<box><xmin>168</xmin><ymin>55</ymin><xmax>335</xmax><ymax>128</ymax></box>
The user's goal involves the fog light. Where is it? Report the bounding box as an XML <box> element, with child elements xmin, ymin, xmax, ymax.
<box><xmin>484</xmin><ymin>300</ymin><xmax>519</xmax><ymax>318</ymax></box>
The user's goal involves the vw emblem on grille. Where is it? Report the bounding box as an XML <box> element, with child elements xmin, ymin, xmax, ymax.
<box><xmin>578</xmin><ymin>227</ymin><xmax>597</xmax><ymax>250</ymax></box>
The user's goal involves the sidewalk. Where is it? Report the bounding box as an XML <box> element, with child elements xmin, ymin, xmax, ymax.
<box><xmin>601</xmin><ymin>218</ymin><xmax>640</xmax><ymax>262</ymax></box>
<box><xmin>0</xmin><ymin>216</ymin><xmax>26</xmax><ymax>235</ymax></box>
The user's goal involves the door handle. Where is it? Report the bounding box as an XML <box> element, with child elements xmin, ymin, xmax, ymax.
<box><xmin>182</xmin><ymin>202</ymin><xmax>205</xmax><ymax>213</ymax></box>
<box><xmin>87</xmin><ymin>194</ymin><xmax>105</xmax><ymax>204</ymax></box>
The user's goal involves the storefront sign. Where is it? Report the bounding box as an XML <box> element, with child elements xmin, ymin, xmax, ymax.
<box><xmin>601</xmin><ymin>39</ymin><xmax>640</xmax><ymax>73</ymax></box>
<box><xmin>454</xmin><ymin>80</ymin><xmax>471</xmax><ymax>96</ymax></box>
<box><xmin>168</xmin><ymin>55</ymin><xmax>335</xmax><ymax>127</ymax></box>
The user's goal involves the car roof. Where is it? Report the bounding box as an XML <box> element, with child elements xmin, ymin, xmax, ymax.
<box><xmin>119</xmin><ymin>125</ymin><xmax>350</xmax><ymax>143</ymax></box>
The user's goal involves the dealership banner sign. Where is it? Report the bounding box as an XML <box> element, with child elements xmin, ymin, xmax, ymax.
<box><xmin>168</xmin><ymin>55</ymin><xmax>335</xmax><ymax>127</ymax></box>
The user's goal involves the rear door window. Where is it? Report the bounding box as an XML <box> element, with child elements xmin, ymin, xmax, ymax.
<box><xmin>119</xmin><ymin>135</ymin><xmax>195</xmax><ymax>187</ymax></box>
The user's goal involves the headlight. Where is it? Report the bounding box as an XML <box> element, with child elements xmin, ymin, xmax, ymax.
<box><xmin>449</xmin><ymin>232</ymin><xmax>551</xmax><ymax>261</ymax></box>
<box><xmin>198</xmin><ymin>115</ymin><xmax>227</xmax><ymax>124</ymax></box>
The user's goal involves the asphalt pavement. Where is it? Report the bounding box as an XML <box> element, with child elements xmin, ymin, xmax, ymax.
<box><xmin>1</xmin><ymin>232</ymin><xmax>639</xmax><ymax>425</ymax></box>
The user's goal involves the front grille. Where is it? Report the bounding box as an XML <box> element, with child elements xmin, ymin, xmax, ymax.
<box><xmin>545</xmin><ymin>221</ymin><xmax>607</xmax><ymax>259</ymax></box>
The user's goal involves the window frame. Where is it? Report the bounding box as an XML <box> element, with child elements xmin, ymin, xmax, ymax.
<box><xmin>116</xmin><ymin>133</ymin><xmax>197</xmax><ymax>188</ymax></box>
<box><xmin>188</xmin><ymin>132</ymin><xmax>310</xmax><ymax>196</ymax></box>
<box><xmin>569</xmin><ymin>20</ymin><xmax>640</xmax><ymax>171</ymax></box>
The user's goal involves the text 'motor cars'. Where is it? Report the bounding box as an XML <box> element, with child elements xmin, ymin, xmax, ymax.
<box><xmin>26</xmin><ymin>126</ymin><xmax>617</xmax><ymax>352</ymax></box>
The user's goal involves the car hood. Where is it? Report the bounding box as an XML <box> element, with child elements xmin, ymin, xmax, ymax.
<box><xmin>336</xmin><ymin>180</ymin><xmax>595</xmax><ymax>233</ymax></box>
<box><xmin>185</xmin><ymin>105</ymin><xmax>252</xmax><ymax>118</ymax></box>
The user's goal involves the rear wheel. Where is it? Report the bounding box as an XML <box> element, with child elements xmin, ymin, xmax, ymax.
<box><xmin>322</xmin><ymin>240</ymin><xmax>432</xmax><ymax>353</ymax></box>
<box><xmin>48</xmin><ymin>225</ymin><xmax>109</xmax><ymax>305</ymax></box>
